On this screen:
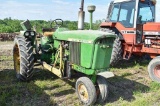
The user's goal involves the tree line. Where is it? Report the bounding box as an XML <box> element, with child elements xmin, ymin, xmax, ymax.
<box><xmin>0</xmin><ymin>18</ymin><xmax>104</xmax><ymax>33</ymax></box>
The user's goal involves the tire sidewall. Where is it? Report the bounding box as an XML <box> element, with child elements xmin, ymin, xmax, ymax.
<box><xmin>76</xmin><ymin>77</ymin><xmax>97</xmax><ymax>105</ymax></box>
<box><xmin>13</xmin><ymin>36</ymin><xmax>22</xmax><ymax>79</ymax></box>
<box><xmin>97</xmin><ymin>76</ymin><xmax>108</xmax><ymax>103</ymax></box>
<box><xmin>148</xmin><ymin>57</ymin><xmax>160</xmax><ymax>83</ymax></box>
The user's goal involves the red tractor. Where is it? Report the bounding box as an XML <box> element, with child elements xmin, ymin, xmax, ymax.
<box><xmin>100</xmin><ymin>0</ymin><xmax>160</xmax><ymax>82</ymax></box>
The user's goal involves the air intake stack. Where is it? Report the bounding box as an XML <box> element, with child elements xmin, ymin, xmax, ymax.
<box><xmin>88</xmin><ymin>5</ymin><xmax>96</xmax><ymax>30</ymax></box>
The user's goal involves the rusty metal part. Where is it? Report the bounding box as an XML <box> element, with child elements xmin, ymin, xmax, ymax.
<box><xmin>42</xmin><ymin>62</ymin><xmax>62</xmax><ymax>78</ymax></box>
<box><xmin>78</xmin><ymin>83</ymin><xmax>89</xmax><ymax>102</ymax></box>
<box><xmin>43</xmin><ymin>32</ymin><xmax>54</xmax><ymax>37</ymax></box>
<box><xmin>0</xmin><ymin>33</ymin><xmax>43</xmax><ymax>41</ymax></box>
<box><xmin>80</xmin><ymin>0</ymin><xmax>84</xmax><ymax>11</ymax></box>
<box><xmin>154</xmin><ymin>65</ymin><xmax>160</xmax><ymax>78</ymax></box>
<box><xmin>0</xmin><ymin>33</ymin><xmax>17</xmax><ymax>41</ymax></box>
<box><xmin>13</xmin><ymin>44</ymin><xmax>20</xmax><ymax>74</ymax></box>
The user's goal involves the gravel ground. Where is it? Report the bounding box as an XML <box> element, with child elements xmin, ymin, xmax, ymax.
<box><xmin>0</xmin><ymin>41</ymin><xmax>13</xmax><ymax>50</ymax></box>
<box><xmin>0</xmin><ymin>41</ymin><xmax>14</xmax><ymax>70</ymax></box>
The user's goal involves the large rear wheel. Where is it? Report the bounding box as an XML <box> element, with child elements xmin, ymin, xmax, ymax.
<box><xmin>110</xmin><ymin>37</ymin><xmax>122</xmax><ymax>66</ymax></box>
<box><xmin>13</xmin><ymin>36</ymin><xmax>34</xmax><ymax>81</ymax></box>
<box><xmin>148</xmin><ymin>57</ymin><xmax>160</xmax><ymax>83</ymax></box>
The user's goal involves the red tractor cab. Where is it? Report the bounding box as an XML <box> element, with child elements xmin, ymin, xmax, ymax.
<box><xmin>101</xmin><ymin>0</ymin><xmax>160</xmax><ymax>83</ymax></box>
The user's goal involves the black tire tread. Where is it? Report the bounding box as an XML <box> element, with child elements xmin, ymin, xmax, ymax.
<box><xmin>110</xmin><ymin>37</ymin><xmax>122</xmax><ymax>66</ymax></box>
<box><xmin>13</xmin><ymin>36</ymin><xmax>34</xmax><ymax>81</ymax></box>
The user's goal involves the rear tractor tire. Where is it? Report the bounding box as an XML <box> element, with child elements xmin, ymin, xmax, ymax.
<box><xmin>148</xmin><ymin>57</ymin><xmax>160</xmax><ymax>83</ymax></box>
<box><xmin>110</xmin><ymin>37</ymin><xmax>122</xmax><ymax>66</ymax></box>
<box><xmin>13</xmin><ymin>36</ymin><xmax>34</xmax><ymax>81</ymax></box>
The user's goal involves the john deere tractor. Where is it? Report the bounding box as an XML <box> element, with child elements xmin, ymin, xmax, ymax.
<box><xmin>13</xmin><ymin>2</ymin><xmax>116</xmax><ymax>105</ymax></box>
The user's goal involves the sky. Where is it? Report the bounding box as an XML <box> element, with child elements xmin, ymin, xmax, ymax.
<box><xmin>0</xmin><ymin>0</ymin><xmax>159</xmax><ymax>22</ymax></box>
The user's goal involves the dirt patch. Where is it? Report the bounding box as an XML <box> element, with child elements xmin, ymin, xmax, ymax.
<box><xmin>0</xmin><ymin>41</ymin><xmax>14</xmax><ymax>70</ymax></box>
<box><xmin>0</xmin><ymin>41</ymin><xmax>13</xmax><ymax>50</ymax></box>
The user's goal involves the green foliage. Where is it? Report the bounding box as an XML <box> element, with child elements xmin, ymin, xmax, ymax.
<box><xmin>0</xmin><ymin>18</ymin><xmax>22</xmax><ymax>33</ymax></box>
<box><xmin>0</xmin><ymin>18</ymin><xmax>103</xmax><ymax>33</ymax></box>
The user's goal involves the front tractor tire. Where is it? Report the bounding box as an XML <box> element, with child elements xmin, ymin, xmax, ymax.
<box><xmin>148</xmin><ymin>57</ymin><xmax>160</xmax><ymax>83</ymax></box>
<box><xmin>96</xmin><ymin>76</ymin><xmax>109</xmax><ymax>103</ymax></box>
<box><xmin>13</xmin><ymin>36</ymin><xmax>34</xmax><ymax>81</ymax></box>
<box><xmin>110</xmin><ymin>37</ymin><xmax>122</xmax><ymax>66</ymax></box>
<box><xmin>76</xmin><ymin>77</ymin><xmax>97</xmax><ymax>105</ymax></box>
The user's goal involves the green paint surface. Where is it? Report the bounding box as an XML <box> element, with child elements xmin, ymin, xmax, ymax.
<box><xmin>92</xmin><ymin>38</ymin><xmax>114</xmax><ymax>70</ymax></box>
<box><xmin>40</xmin><ymin>27</ymin><xmax>116</xmax><ymax>77</ymax></box>
<box><xmin>80</xmin><ymin>43</ymin><xmax>94</xmax><ymax>68</ymax></box>
<box><xmin>53</xmin><ymin>28</ymin><xmax>116</xmax><ymax>43</ymax></box>
<box><xmin>72</xmin><ymin>64</ymin><xmax>95</xmax><ymax>75</ymax></box>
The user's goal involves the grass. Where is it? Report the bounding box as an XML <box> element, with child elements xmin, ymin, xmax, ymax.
<box><xmin>1</xmin><ymin>43</ymin><xmax>160</xmax><ymax>105</ymax></box>
<box><xmin>0</xmin><ymin>68</ymin><xmax>79</xmax><ymax>106</ymax></box>
<box><xmin>106</xmin><ymin>59</ymin><xmax>160</xmax><ymax>106</ymax></box>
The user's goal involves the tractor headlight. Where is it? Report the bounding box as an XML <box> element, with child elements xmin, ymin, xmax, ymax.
<box><xmin>24</xmin><ymin>32</ymin><xmax>29</xmax><ymax>37</ymax></box>
<box><xmin>30</xmin><ymin>31</ymin><xmax>35</xmax><ymax>36</ymax></box>
<box><xmin>24</xmin><ymin>31</ymin><xmax>35</xmax><ymax>38</ymax></box>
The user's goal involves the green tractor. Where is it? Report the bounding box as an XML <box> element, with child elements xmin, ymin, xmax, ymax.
<box><xmin>13</xmin><ymin>3</ymin><xmax>116</xmax><ymax>106</ymax></box>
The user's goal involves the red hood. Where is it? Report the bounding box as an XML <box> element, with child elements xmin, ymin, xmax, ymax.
<box><xmin>143</xmin><ymin>22</ymin><xmax>160</xmax><ymax>31</ymax></box>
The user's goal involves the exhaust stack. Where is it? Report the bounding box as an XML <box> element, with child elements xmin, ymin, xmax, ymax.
<box><xmin>78</xmin><ymin>0</ymin><xmax>85</xmax><ymax>30</ymax></box>
<box><xmin>88</xmin><ymin>5</ymin><xmax>96</xmax><ymax>30</ymax></box>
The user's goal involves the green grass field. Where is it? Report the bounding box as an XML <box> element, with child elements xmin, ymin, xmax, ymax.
<box><xmin>1</xmin><ymin>42</ymin><xmax>160</xmax><ymax>106</ymax></box>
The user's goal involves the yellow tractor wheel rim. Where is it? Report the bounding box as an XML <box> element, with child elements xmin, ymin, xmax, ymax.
<box><xmin>13</xmin><ymin>44</ymin><xmax>20</xmax><ymax>74</ymax></box>
<box><xmin>78</xmin><ymin>83</ymin><xmax>89</xmax><ymax>102</ymax></box>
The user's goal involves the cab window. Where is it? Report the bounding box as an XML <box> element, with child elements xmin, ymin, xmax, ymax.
<box><xmin>118</xmin><ymin>1</ymin><xmax>135</xmax><ymax>28</ymax></box>
<box><xmin>110</xmin><ymin>4</ymin><xmax>120</xmax><ymax>22</ymax></box>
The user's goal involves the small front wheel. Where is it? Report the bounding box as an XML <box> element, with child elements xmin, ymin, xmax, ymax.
<box><xmin>148</xmin><ymin>57</ymin><xmax>160</xmax><ymax>83</ymax></box>
<box><xmin>96</xmin><ymin>76</ymin><xmax>109</xmax><ymax>103</ymax></box>
<box><xmin>76</xmin><ymin>77</ymin><xmax>97</xmax><ymax>105</ymax></box>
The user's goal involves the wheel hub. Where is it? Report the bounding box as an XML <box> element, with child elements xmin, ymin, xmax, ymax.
<box><xmin>154</xmin><ymin>65</ymin><xmax>160</xmax><ymax>78</ymax></box>
<box><xmin>13</xmin><ymin>44</ymin><xmax>20</xmax><ymax>74</ymax></box>
<box><xmin>78</xmin><ymin>83</ymin><xmax>89</xmax><ymax>102</ymax></box>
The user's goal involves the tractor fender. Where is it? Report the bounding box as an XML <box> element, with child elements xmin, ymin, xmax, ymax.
<box><xmin>97</xmin><ymin>71</ymin><xmax>114</xmax><ymax>79</ymax></box>
<box><xmin>117</xmin><ymin>33</ymin><xmax>124</xmax><ymax>40</ymax></box>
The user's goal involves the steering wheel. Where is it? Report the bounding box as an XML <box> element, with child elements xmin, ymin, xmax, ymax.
<box><xmin>50</xmin><ymin>19</ymin><xmax>63</xmax><ymax>28</ymax></box>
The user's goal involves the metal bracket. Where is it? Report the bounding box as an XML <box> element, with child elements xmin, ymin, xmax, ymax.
<box><xmin>97</xmin><ymin>71</ymin><xmax>114</xmax><ymax>79</ymax></box>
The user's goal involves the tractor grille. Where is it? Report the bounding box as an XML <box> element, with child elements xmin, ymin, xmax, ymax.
<box><xmin>69</xmin><ymin>42</ymin><xmax>81</xmax><ymax>65</ymax></box>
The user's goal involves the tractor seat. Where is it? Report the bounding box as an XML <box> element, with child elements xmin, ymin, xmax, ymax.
<box><xmin>42</xmin><ymin>28</ymin><xmax>57</xmax><ymax>37</ymax></box>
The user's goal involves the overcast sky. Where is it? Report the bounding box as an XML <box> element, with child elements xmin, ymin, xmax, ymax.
<box><xmin>0</xmin><ymin>0</ymin><xmax>159</xmax><ymax>22</ymax></box>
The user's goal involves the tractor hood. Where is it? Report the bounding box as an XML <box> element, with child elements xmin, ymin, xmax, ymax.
<box><xmin>143</xmin><ymin>22</ymin><xmax>160</xmax><ymax>31</ymax></box>
<box><xmin>53</xmin><ymin>28</ymin><xmax>116</xmax><ymax>44</ymax></box>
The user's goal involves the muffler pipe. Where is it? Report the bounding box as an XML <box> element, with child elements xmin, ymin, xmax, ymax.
<box><xmin>78</xmin><ymin>0</ymin><xmax>85</xmax><ymax>30</ymax></box>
